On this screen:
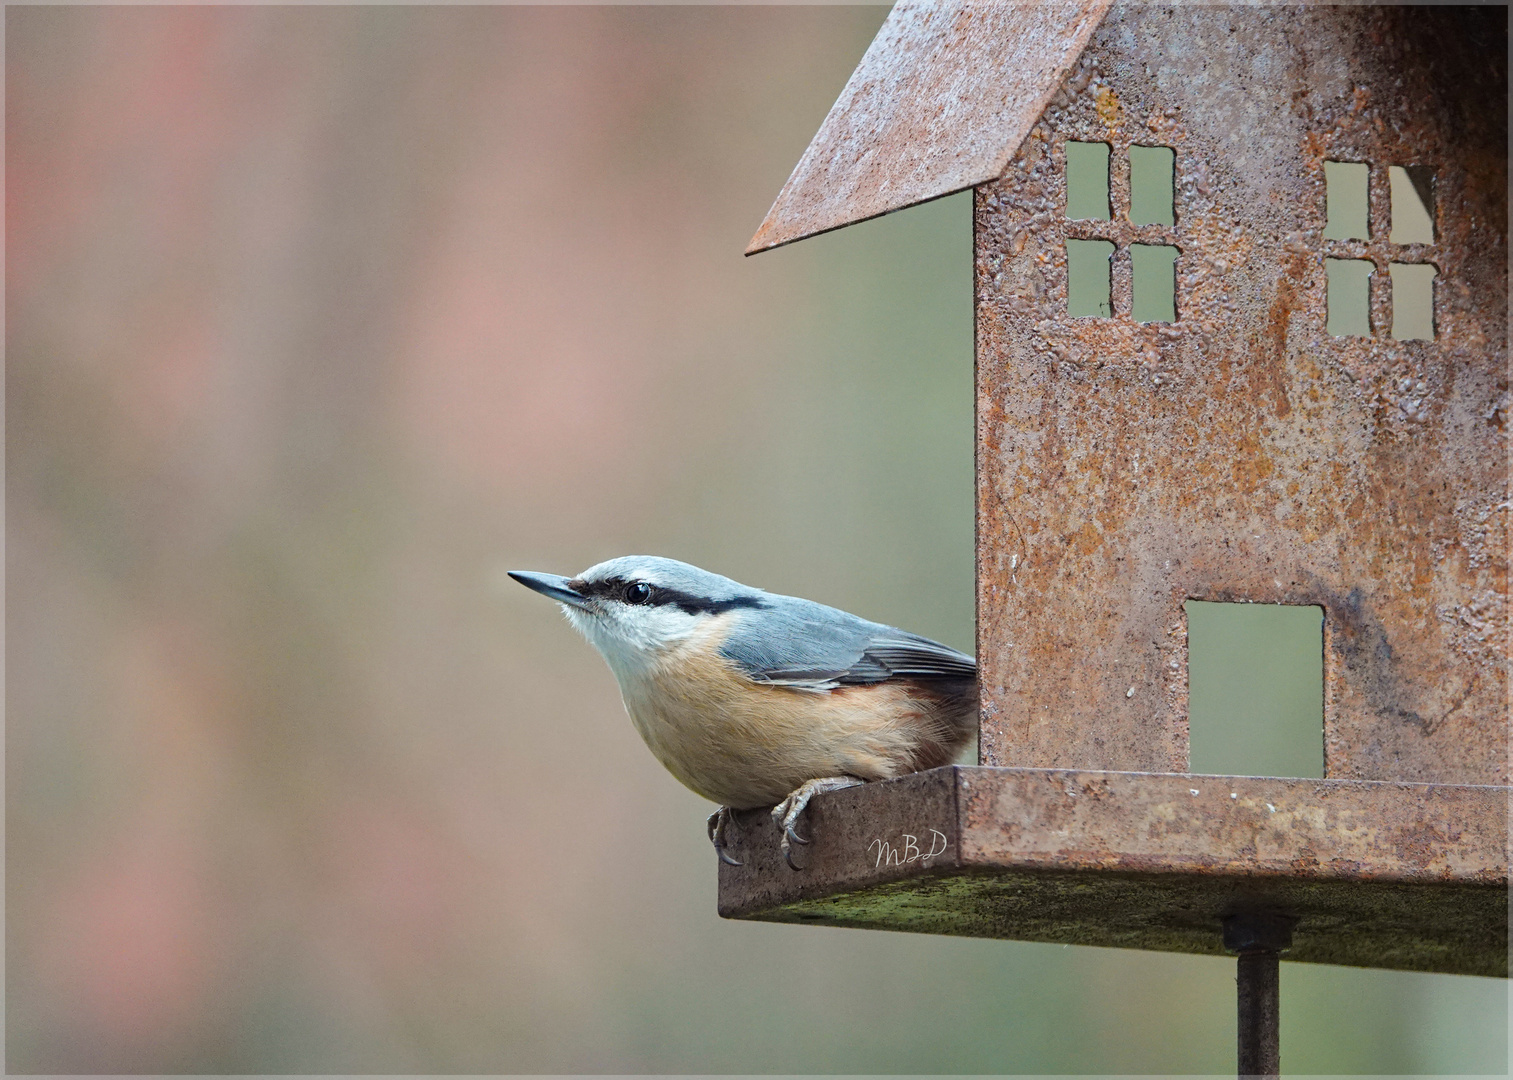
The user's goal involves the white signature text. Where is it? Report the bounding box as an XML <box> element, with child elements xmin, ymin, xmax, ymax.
<box><xmin>867</xmin><ymin>829</ymin><xmax>948</xmax><ymax>869</ymax></box>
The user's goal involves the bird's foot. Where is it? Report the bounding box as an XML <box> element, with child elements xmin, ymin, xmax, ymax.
<box><xmin>707</xmin><ymin>806</ymin><xmax>742</xmax><ymax>866</ymax></box>
<box><xmin>770</xmin><ymin>776</ymin><xmax>867</xmax><ymax>870</ymax></box>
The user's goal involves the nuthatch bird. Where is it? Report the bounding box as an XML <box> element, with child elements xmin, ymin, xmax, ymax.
<box><xmin>509</xmin><ymin>556</ymin><xmax>977</xmax><ymax>869</ymax></box>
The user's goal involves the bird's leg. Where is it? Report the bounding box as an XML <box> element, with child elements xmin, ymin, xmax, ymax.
<box><xmin>771</xmin><ymin>776</ymin><xmax>867</xmax><ymax>870</ymax></box>
<box><xmin>706</xmin><ymin>806</ymin><xmax>742</xmax><ymax>866</ymax></box>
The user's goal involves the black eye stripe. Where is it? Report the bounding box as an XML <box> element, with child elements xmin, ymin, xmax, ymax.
<box><xmin>664</xmin><ymin>591</ymin><xmax>767</xmax><ymax>615</ymax></box>
<box><xmin>568</xmin><ymin>576</ymin><xmax>767</xmax><ymax>615</ymax></box>
<box><xmin>569</xmin><ymin>576</ymin><xmax>636</xmax><ymax>601</ymax></box>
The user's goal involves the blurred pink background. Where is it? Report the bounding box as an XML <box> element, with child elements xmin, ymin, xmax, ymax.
<box><xmin>7</xmin><ymin>5</ymin><xmax>1504</xmax><ymax>1073</ymax></box>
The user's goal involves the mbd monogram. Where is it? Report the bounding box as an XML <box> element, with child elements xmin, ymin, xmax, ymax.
<box><xmin>866</xmin><ymin>829</ymin><xmax>949</xmax><ymax>869</ymax></box>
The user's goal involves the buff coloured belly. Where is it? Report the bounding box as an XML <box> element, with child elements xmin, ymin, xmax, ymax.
<box><xmin>616</xmin><ymin>629</ymin><xmax>961</xmax><ymax>809</ymax></box>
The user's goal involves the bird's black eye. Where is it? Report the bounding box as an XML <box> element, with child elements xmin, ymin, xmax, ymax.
<box><xmin>624</xmin><ymin>582</ymin><xmax>653</xmax><ymax>605</ymax></box>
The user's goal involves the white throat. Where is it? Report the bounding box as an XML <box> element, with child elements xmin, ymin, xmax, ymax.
<box><xmin>562</xmin><ymin>602</ymin><xmax>706</xmax><ymax>685</ymax></box>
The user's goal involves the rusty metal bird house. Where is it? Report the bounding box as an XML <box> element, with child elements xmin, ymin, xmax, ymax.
<box><xmin>720</xmin><ymin>0</ymin><xmax>1508</xmax><ymax>1013</ymax></box>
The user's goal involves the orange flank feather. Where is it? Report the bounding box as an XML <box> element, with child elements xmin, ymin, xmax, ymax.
<box><xmin>617</xmin><ymin>614</ymin><xmax>972</xmax><ymax>808</ymax></box>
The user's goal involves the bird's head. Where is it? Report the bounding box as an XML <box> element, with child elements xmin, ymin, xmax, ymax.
<box><xmin>509</xmin><ymin>556</ymin><xmax>766</xmax><ymax>679</ymax></box>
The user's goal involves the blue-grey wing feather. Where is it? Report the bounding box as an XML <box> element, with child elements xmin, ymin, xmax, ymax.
<box><xmin>718</xmin><ymin>596</ymin><xmax>975</xmax><ymax>690</ymax></box>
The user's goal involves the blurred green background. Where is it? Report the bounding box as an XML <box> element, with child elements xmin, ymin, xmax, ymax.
<box><xmin>7</xmin><ymin>5</ymin><xmax>1506</xmax><ymax>1073</ymax></box>
<box><xmin>1188</xmin><ymin>601</ymin><xmax>1325</xmax><ymax>780</ymax></box>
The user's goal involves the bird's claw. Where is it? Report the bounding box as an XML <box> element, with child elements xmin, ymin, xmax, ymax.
<box><xmin>772</xmin><ymin>803</ymin><xmax>805</xmax><ymax>869</ymax></box>
<box><xmin>771</xmin><ymin>776</ymin><xmax>866</xmax><ymax>871</ymax></box>
<box><xmin>779</xmin><ymin>823</ymin><xmax>810</xmax><ymax>869</ymax></box>
<box><xmin>707</xmin><ymin>806</ymin><xmax>742</xmax><ymax>866</ymax></box>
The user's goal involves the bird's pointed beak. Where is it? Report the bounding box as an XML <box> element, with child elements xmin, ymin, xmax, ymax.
<box><xmin>508</xmin><ymin>570</ymin><xmax>592</xmax><ymax>610</ymax></box>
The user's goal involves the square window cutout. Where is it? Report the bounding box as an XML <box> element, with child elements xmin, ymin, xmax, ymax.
<box><xmin>1389</xmin><ymin>262</ymin><xmax>1437</xmax><ymax>340</ymax></box>
<box><xmin>1388</xmin><ymin>166</ymin><xmax>1435</xmax><ymax>245</ymax></box>
<box><xmin>1129</xmin><ymin>145</ymin><xmax>1175</xmax><ymax>226</ymax></box>
<box><xmin>1066</xmin><ymin>239</ymin><xmax>1114</xmax><ymax>317</ymax></box>
<box><xmin>1323</xmin><ymin>161</ymin><xmax>1369</xmax><ymax>241</ymax></box>
<box><xmin>1325</xmin><ymin>257</ymin><xmax>1373</xmax><ymax>336</ymax></box>
<box><xmin>1065</xmin><ymin>142</ymin><xmax>1110</xmax><ymax>220</ymax></box>
<box><xmin>1131</xmin><ymin>244</ymin><xmax>1178</xmax><ymax>323</ymax></box>
<box><xmin>1186</xmin><ymin>600</ymin><xmax>1324</xmax><ymax>779</ymax></box>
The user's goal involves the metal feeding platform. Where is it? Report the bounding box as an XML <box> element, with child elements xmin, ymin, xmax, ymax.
<box><xmin>735</xmin><ymin>3</ymin><xmax>1508</xmax><ymax>1075</ymax></box>
<box><xmin>718</xmin><ymin>767</ymin><xmax>1505</xmax><ymax>978</ymax></box>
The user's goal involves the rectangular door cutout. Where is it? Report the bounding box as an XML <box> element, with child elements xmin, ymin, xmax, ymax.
<box><xmin>1323</xmin><ymin>160</ymin><xmax>1369</xmax><ymax>240</ymax></box>
<box><xmin>1064</xmin><ymin>141</ymin><xmax>1110</xmax><ymax>220</ymax></box>
<box><xmin>1389</xmin><ymin>262</ymin><xmax>1437</xmax><ymax>340</ymax></box>
<box><xmin>1131</xmin><ymin>243</ymin><xmax>1178</xmax><ymax>323</ymax></box>
<box><xmin>1388</xmin><ymin>165</ymin><xmax>1435</xmax><ymax>244</ymax></box>
<box><xmin>1065</xmin><ymin>239</ymin><xmax>1114</xmax><ymax>317</ymax></box>
<box><xmin>1325</xmin><ymin>257</ymin><xmax>1373</xmax><ymax>336</ymax></box>
<box><xmin>1185</xmin><ymin>600</ymin><xmax>1324</xmax><ymax>779</ymax></box>
<box><xmin>1129</xmin><ymin>145</ymin><xmax>1175</xmax><ymax>226</ymax></box>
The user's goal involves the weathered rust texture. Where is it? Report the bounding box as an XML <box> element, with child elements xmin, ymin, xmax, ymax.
<box><xmin>718</xmin><ymin>767</ymin><xmax>1509</xmax><ymax>977</ymax></box>
<box><xmin>953</xmin><ymin>766</ymin><xmax>1503</xmax><ymax>883</ymax></box>
<box><xmin>1234</xmin><ymin>946</ymin><xmax>1282</xmax><ymax>1080</ymax></box>
<box><xmin>745</xmin><ymin>0</ymin><xmax>1111</xmax><ymax>255</ymax></box>
<box><xmin>975</xmin><ymin>6</ymin><xmax>1508</xmax><ymax>783</ymax></box>
<box><xmin>736</xmin><ymin>4</ymin><xmax>1509</xmax><ymax>975</ymax></box>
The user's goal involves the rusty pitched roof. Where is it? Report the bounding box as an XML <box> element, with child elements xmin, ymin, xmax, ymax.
<box><xmin>747</xmin><ymin>0</ymin><xmax>1111</xmax><ymax>255</ymax></box>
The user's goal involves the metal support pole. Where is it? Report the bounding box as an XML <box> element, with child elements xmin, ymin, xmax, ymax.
<box><xmin>1223</xmin><ymin>913</ymin><xmax>1295</xmax><ymax>1080</ymax></box>
<box><xmin>1235</xmin><ymin>948</ymin><xmax>1280</xmax><ymax>1078</ymax></box>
